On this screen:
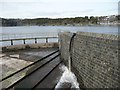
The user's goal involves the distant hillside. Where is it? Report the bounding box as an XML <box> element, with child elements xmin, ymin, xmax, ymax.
<box><xmin>1</xmin><ymin>15</ymin><xmax>119</xmax><ymax>26</ymax></box>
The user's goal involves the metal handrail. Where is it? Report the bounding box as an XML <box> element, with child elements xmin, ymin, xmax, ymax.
<box><xmin>0</xmin><ymin>36</ymin><xmax>58</xmax><ymax>46</ymax></box>
<box><xmin>0</xmin><ymin>37</ymin><xmax>58</xmax><ymax>42</ymax></box>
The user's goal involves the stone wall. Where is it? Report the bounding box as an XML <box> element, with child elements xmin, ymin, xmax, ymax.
<box><xmin>59</xmin><ymin>32</ymin><xmax>119</xmax><ymax>88</ymax></box>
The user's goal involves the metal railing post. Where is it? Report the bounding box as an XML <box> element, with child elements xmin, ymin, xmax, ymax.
<box><xmin>1</xmin><ymin>37</ymin><xmax>58</xmax><ymax>46</ymax></box>
<box><xmin>35</xmin><ymin>38</ymin><xmax>37</xmax><ymax>44</ymax></box>
<box><xmin>23</xmin><ymin>39</ymin><xmax>26</xmax><ymax>44</ymax></box>
<box><xmin>46</xmin><ymin>38</ymin><xmax>48</xmax><ymax>43</ymax></box>
<box><xmin>11</xmin><ymin>40</ymin><xmax>13</xmax><ymax>45</ymax></box>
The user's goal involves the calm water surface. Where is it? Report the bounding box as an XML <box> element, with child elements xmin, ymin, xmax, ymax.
<box><xmin>1</xmin><ymin>26</ymin><xmax>119</xmax><ymax>46</ymax></box>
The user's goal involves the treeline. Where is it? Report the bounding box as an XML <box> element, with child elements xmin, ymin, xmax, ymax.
<box><xmin>1</xmin><ymin>15</ymin><xmax>120</xmax><ymax>26</ymax></box>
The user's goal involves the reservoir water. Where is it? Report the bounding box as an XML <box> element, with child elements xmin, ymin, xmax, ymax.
<box><xmin>1</xmin><ymin>26</ymin><xmax>119</xmax><ymax>46</ymax></box>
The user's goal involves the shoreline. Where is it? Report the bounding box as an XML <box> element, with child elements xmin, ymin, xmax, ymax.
<box><xmin>1</xmin><ymin>24</ymin><xmax>120</xmax><ymax>27</ymax></box>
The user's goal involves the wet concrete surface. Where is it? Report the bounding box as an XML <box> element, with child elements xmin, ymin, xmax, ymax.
<box><xmin>36</xmin><ymin>63</ymin><xmax>64</xmax><ymax>89</ymax></box>
<box><xmin>14</xmin><ymin>56</ymin><xmax>62</xmax><ymax>89</ymax></box>
<box><xmin>2</xmin><ymin>48</ymin><xmax>58</xmax><ymax>61</ymax></box>
<box><xmin>1</xmin><ymin>48</ymin><xmax>65</xmax><ymax>89</ymax></box>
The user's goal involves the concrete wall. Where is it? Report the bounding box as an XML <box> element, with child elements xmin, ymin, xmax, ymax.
<box><xmin>59</xmin><ymin>32</ymin><xmax>119</xmax><ymax>88</ymax></box>
<box><xmin>2</xmin><ymin>43</ymin><xmax>58</xmax><ymax>52</ymax></box>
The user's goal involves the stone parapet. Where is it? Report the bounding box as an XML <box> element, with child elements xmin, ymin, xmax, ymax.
<box><xmin>59</xmin><ymin>32</ymin><xmax>119</xmax><ymax>88</ymax></box>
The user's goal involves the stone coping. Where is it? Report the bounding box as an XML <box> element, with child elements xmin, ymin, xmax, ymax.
<box><xmin>59</xmin><ymin>32</ymin><xmax>118</xmax><ymax>40</ymax></box>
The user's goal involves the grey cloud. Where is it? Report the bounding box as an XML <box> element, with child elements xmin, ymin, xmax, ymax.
<box><xmin>31</xmin><ymin>12</ymin><xmax>62</xmax><ymax>17</ymax></box>
<box><xmin>81</xmin><ymin>9</ymin><xmax>94</xmax><ymax>13</ymax></box>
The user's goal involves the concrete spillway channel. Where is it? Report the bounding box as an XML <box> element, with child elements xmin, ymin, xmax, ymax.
<box><xmin>0</xmin><ymin>48</ymin><xmax>65</xmax><ymax>89</ymax></box>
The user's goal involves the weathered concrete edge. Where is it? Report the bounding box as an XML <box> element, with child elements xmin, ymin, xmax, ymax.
<box><xmin>60</xmin><ymin>31</ymin><xmax>118</xmax><ymax>40</ymax></box>
<box><xmin>2</xmin><ymin>43</ymin><xmax>58</xmax><ymax>52</ymax></box>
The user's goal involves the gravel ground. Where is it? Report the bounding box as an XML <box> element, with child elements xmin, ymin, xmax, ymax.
<box><xmin>0</xmin><ymin>53</ymin><xmax>33</xmax><ymax>88</ymax></box>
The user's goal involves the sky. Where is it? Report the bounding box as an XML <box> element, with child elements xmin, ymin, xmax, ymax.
<box><xmin>0</xmin><ymin>0</ymin><xmax>119</xmax><ymax>19</ymax></box>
